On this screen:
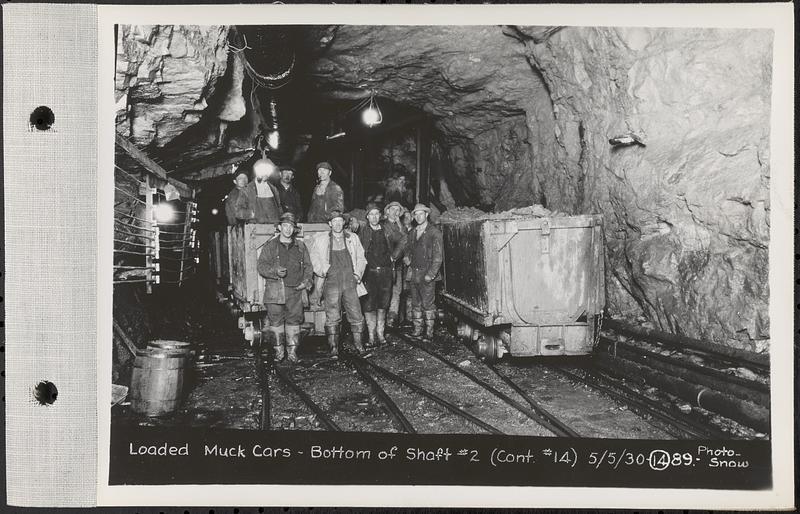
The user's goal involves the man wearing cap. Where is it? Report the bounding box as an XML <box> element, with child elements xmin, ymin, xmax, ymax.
<box><xmin>278</xmin><ymin>165</ymin><xmax>304</xmax><ymax>222</ymax></box>
<box><xmin>224</xmin><ymin>168</ymin><xmax>249</xmax><ymax>225</ymax></box>
<box><xmin>236</xmin><ymin>158</ymin><xmax>284</xmax><ymax>224</ymax></box>
<box><xmin>359</xmin><ymin>202</ymin><xmax>405</xmax><ymax>348</ymax></box>
<box><xmin>404</xmin><ymin>203</ymin><xmax>443</xmax><ymax>341</ymax></box>
<box><xmin>382</xmin><ymin>201</ymin><xmax>408</xmax><ymax>328</ymax></box>
<box><xmin>256</xmin><ymin>212</ymin><xmax>313</xmax><ymax>363</ymax></box>
<box><xmin>308</xmin><ymin>210</ymin><xmax>368</xmax><ymax>356</ymax></box>
<box><xmin>307</xmin><ymin>162</ymin><xmax>344</xmax><ymax>223</ymax></box>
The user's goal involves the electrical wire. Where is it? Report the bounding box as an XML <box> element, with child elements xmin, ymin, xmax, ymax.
<box><xmin>114</xmin><ymin>227</ymin><xmax>156</xmax><ymax>241</ymax></box>
<box><xmin>114</xmin><ymin>186</ymin><xmax>146</xmax><ymax>204</ymax></box>
<box><xmin>155</xmin><ymin>255</ymin><xmax>196</xmax><ymax>263</ymax></box>
<box><xmin>114</xmin><ymin>209</ymin><xmax>152</xmax><ymax>224</ymax></box>
<box><xmin>115</xmin><ymin>218</ymin><xmax>155</xmax><ymax>232</ymax></box>
<box><xmin>114</xmin><ymin>249</ymin><xmax>151</xmax><ymax>257</ymax></box>
<box><xmin>114</xmin><ymin>164</ymin><xmax>146</xmax><ymax>185</ymax></box>
<box><xmin>114</xmin><ymin>238</ymin><xmax>153</xmax><ymax>248</ymax></box>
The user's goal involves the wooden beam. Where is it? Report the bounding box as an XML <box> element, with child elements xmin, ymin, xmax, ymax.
<box><xmin>168</xmin><ymin>149</ymin><xmax>255</xmax><ymax>179</ymax></box>
<box><xmin>115</xmin><ymin>134</ymin><xmax>194</xmax><ymax>198</ymax></box>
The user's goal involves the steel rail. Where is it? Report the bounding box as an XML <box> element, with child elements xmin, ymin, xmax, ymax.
<box><xmin>348</xmin><ymin>351</ymin><xmax>505</xmax><ymax>435</ymax></box>
<box><xmin>479</xmin><ymin>357</ymin><xmax>580</xmax><ymax>438</ymax></box>
<box><xmin>398</xmin><ymin>334</ymin><xmax>577</xmax><ymax>437</ymax></box>
<box><xmin>273</xmin><ymin>366</ymin><xmax>341</xmax><ymax>431</ymax></box>
<box><xmin>252</xmin><ymin>345</ymin><xmax>272</xmax><ymax>430</ymax></box>
<box><xmin>551</xmin><ymin>364</ymin><xmax>723</xmax><ymax>440</ymax></box>
<box><xmin>344</xmin><ymin>353</ymin><xmax>417</xmax><ymax>434</ymax></box>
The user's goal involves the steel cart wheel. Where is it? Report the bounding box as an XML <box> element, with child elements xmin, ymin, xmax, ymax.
<box><xmin>476</xmin><ymin>332</ymin><xmax>503</xmax><ymax>363</ymax></box>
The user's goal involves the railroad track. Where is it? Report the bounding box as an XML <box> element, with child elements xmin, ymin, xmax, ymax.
<box><xmin>253</xmin><ymin>340</ymin><xmax>507</xmax><ymax>434</ymax></box>
<box><xmin>250</xmin><ymin>318</ymin><xmax>767</xmax><ymax>438</ymax></box>
<box><xmin>390</xmin><ymin>331</ymin><xmax>579</xmax><ymax>437</ymax></box>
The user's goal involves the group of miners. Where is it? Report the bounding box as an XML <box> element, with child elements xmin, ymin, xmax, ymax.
<box><xmin>224</xmin><ymin>158</ymin><xmax>443</xmax><ymax>364</ymax></box>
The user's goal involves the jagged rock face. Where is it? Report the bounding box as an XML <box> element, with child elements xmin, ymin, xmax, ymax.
<box><xmin>518</xmin><ymin>27</ymin><xmax>772</xmax><ymax>350</ymax></box>
<box><xmin>310</xmin><ymin>25</ymin><xmax>772</xmax><ymax>350</ymax></box>
<box><xmin>116</xmin><ymin>25</ymin><xmax>231</xmax><ymax>147</ymax></box>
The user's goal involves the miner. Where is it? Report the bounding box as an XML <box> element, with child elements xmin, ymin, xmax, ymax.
<box><xmin>277</xmin><ymin>165</ymin><xmax>304</xmax><ymax>222</ymax></box>
<box><xmin>308</xmin><ymin>210</ymin><xmax>368</xmax><ymax>357</ymax></box>
<box><xmin>359</xmin><ymin>202</ymin><xmax>405</xmax><ymax>348</ymax></box>
<box><xmin>307</xmin><ymin>162</ymin><xmax>345</xmax><ymax>223</ymax></box>
<box><xmin>382</xmin><ymin>201</ymin><xmax>408</xmax><ymax>328</ymax></box>
<box><xmin>236</xmin><ymin>158</ymin><xmax>283</xmax><ymax>224</ymax></box>
<box><xmin>224</xmin><ymin>168</ymin><xmax>249</xmax><ymax>225</ymax></box>
<box><xmin>256</xmin><ymin>212</ymin><xmax>313</xmax><ymax>363</ymax></box>
<box><xmin>404</xmin><ymin>203</ymin><xmax>443</xmax><ymax>341</ymax></box>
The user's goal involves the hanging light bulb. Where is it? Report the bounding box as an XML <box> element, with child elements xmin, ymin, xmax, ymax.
<box><xmin>267</xmin><ymin>130</ymin><xmax>279</xmax><ymax>150</ymax></box>
<box><xmin>362</xmin><ymin>92</ymin><xmax>382</xmax><ymax>127</ymax></box>
<box><xmin>154</xmin><ymin>203</ymin><xmax>176</xmax><ymax>223</ymax></box>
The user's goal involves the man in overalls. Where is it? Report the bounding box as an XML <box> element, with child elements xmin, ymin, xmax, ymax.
<box><xmin>309</xmin><ymin>210</ymin><xmax>367</xmax><ymax>357</ymax></box>
<box><xmin>256</xmin><ymin>212</ymin><xmax>313</xmax><ymax>363</ymax></box>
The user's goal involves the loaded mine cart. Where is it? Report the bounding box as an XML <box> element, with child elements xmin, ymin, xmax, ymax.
<box><xmin>440</xmin><ymin>213</ymin><xmax>606</xmax><ymax>361</ymax></box>
<box><xmin>211</xmin><ymin>223</ymin><xmax>332</xmax><ymax>346</ymax></box>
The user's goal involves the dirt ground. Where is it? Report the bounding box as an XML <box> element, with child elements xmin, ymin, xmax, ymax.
<box><xmin>113</xmin><ymin>285</ymin><xmax>672</xmax><ymax>439</ymax></box>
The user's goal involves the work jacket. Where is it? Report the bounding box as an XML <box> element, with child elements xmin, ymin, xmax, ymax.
<box><xmin>405</xmin><ymin>222</ymin><xmax>444</xmax><ymax>281</ymax></box>
<box><xmin>235</xmin><ymin>180</ymin><xmax>283</xmax><ymax>224</ymax></box>
<box><xmin>223</xmin><ymin>187</ymin><xmax>245</xmax><ymax>225</ymax></box>
<box><xmin>382</xmin><ymin>219</ymin><xmax>408</xmax><ymax>261</ymax></box>
<box><xmin>278</xmin><ymin>183</ymin><xmax>304</xmax><ymax>222</ymax></box>
<box><xmin>256</xmin><ymin>236</ymin><xmax>313</xmax><ymax>305</ymax></box>
<box><xmin>307</xmin><ymin>180</ymin><xmax>344</xmax><ymax>223</ymax></box>
<box><xmin>359</xmin><ymin>221</ymin><xmax>406</xmax><ymax>266</ymax></box>
<box><xmin>307</xmin><ymin>230</ymin><xmax>367</xmax><ymax>296</ymax></box>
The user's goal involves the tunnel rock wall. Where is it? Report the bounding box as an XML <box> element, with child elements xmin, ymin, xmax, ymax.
<box><xmin>116</xmin><ymin>25</ymin><xmax>231</xmax><ymax>147</ymax></box>
<box><xmin>314</xmin><ymin>24</ymin><xmax>772</xmax><ymax>350</ymax></box>
<box><xmin>520</xmin><ymin>27</ymin><xmax>773</xmax><ymax>350</ymax></box>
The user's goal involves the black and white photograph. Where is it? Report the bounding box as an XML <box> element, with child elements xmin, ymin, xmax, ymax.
<box><xmin>102</xmin><ymin>7</ymin><xmax>786</xmax><ymax>501</ymax></box>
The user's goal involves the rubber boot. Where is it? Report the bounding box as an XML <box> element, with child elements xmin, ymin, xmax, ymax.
<box><xmin>285</xmin><ymin>324</ymin><xmax>301</xmax><ymax>364</ymax></box>
<box><xmin>411</xmin><ymin>310</ymin><xmax>424</xmax><ymax>337</ymax></box>
<box><xmin>351</xmin><ymin>323</ymin><xmax>366</xmax><ymax>354</ymax></box>
<box><xmin>423</xmin><ymin>310</ymin><xmax>437</xmax><ymax>341</ymax></box>
<box><xmin>376</xmin><ymin>309</ymin><xmax>388</xmax><ymax>346</ymax></box>
<box><xmin>404</xmin><ymin>300</ymin><xmax>414</xmax><ymax>327</ymax></box>
<box><xmin>325</xmin><ymin>325</ymin><xmax>340</xmax><ymax>359</ymax></box>
<box><xmin>271</xmin><ymin>326</ymin><xmax>286</xmax><ymax>363</ymax></box>
<box><xmin>364</xmin><ymin>311</ymin><xmax>378</xmax><ymax>349</ymax></box>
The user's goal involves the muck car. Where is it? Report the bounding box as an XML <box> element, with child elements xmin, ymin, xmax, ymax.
<box><xmin>208</xmin><ymin>222</ymin><xmax>331</xmax><ymax>345</ymax></box>
<box><xmin>440</xmin><ymin>213</ymin><xmax>606</xmax><ymax>361</ymax></box>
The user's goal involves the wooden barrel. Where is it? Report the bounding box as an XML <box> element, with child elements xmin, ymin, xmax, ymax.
<box><xmin>147</xmin><ymin>340</ymin><xmax>191</xmax><ymax>352</ymax></box>
<box><xmin>130</xmin><ymin>347</ymin><xmax>188</xmax><ymax>417</ymax></box>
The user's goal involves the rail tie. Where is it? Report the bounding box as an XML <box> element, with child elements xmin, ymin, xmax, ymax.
<box><xmin>273</xmin><ymin>366</ymin><xmax>341</xmax><ymax>431</ymax></box>
<box><xmin>344</xmin><ymin>353</ymin><xmax>417</xmax><ymax>434</ymax></box>
<box><xmin>398</xmin><ymin>334</ymin><xmax>577</xmax><ymax>437</ymax></box>
<box><xmin>348</xmin><ymin>351</ymin><xmax>505</xmax><ymax>435</ymax></box>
